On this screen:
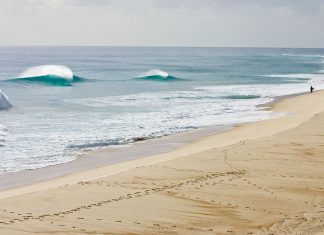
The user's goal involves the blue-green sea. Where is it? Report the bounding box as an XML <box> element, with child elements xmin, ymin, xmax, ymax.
<box><xmin>0</xmin><ymin>47</ymin><xmax>324</xmax><ymax>173</ymax></box>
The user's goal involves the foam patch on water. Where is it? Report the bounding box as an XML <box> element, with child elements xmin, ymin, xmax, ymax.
<box><xmin>282</xmin><ymin>54</ymin><xmax>324</xmax><ymax>59</ymax></box>
<box><xmin>4</xmin><ymin>78</ymin><xmax>319</xmax><ymax>174</ymax></box>
<box><xmin>65</xmin><ymin>82</ymin><xmax>315</xmax><ymax>109</ymax></box>
<box><xmin>0</xmin><ymin>83</ymin><xmax>308</xmax><ymax>174</ymax></box>
<box><xmin>264</xmin><ymin>73</ymin><xmax>324</xmax><ymax>79</ymax></box>
<box><xmin>18</xmin><ymin>65</ymin><xmax>74</xmax><ymax>81</ymax></box>
<box><xmin>195</xmin><ymin>83</ymin><xmax>324</xmax><ymax>98</ymax></box>
<box><xmin>264</xmin><ymin>74</ymin><xmax>324</xmax><ymax>86</ymax></box>
<box><xmin>0</xmin><ymin>124</ymin><xmax>7</xmax><ymax>143</ymax></box>
<box><xmin>64</xmin><ymin>91</ymin><xmax>223</xmax><ymax>107</ymax></box>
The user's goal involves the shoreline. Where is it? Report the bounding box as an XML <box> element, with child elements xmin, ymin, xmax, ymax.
<box><xmin>0</xmin><ymin>124</ymin><xmax>232</xmax><ymax>192</ymax></box>
<box><xmin>0</xmin><ymin>89</ymin><xmax>321</xmax><ymax>199</ymax></box>
<box><xmin>0</xmin><ymin>84</ymin><xmax>308</xmax><ymax>190</ymax></box>
<box><xmin>0</xmin><ymin>91</ymin><xmax>284</xmax><ymax>192</ymax></box>
<box><xmin>0</xmin><ymin>90</ymin><xmax>324</xmax><ymax>234</ymax></box>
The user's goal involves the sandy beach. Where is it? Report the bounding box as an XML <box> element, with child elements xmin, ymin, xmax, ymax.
<box><xmin>0</xmin><ymin>90</ymin><xmax>324</xmax><ymax>235</ymax></box>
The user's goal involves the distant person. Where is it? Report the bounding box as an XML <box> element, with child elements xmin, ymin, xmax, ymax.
<box><xmin>310</xmin><ymin>86</ymin><xmax>315</xmax><ymax>93</ymax></box>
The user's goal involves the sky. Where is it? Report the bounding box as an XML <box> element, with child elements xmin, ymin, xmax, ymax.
<box><xmin>0</xmin><ymin>0</ymin><xmax>323</xmax><ymax>47</ymax></box>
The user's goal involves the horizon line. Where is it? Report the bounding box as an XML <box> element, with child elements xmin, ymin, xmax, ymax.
<box><xmin>0</xmin><ymin>45</ymin><xmax>323</xmax><ymax>49</ymax></box>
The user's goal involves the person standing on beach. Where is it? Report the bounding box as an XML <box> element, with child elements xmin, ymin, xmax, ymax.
<box><xmin>310</xmin><ymin>86</ymin><xmax>315</xmax><ymax>93</ymax></box>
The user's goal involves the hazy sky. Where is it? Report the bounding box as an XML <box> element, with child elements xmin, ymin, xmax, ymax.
<box><xmin>0</xmin><ymin>0</ymin><xmax>323</xmax><ymax>47</ymax></box>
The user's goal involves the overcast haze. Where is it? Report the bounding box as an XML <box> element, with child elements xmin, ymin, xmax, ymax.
<box><xmin>0</xmin><ymin>0</ymin><xmax>323</xmax><ymax>47</ymax></box>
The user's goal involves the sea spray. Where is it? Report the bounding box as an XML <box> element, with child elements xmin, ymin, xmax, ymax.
<box><xmin>18</xmin><ymin>65</ymin><xmax>74</xmax><ymax>81</ymax></box>
<box><xmin>0</xmin><ymin>90</ymin><xmax>12</xmax><ymax>110</ymax></box>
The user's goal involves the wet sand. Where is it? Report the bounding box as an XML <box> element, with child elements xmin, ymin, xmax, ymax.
<box><xmin>0</xmin><ymin>90</ymin><xmax>324</xmax><ymax>234</ymax></box>
<box><xmin>0</xmin><ymin>125</ymin><xmax>231</xmax><ymax>191</ymax></box>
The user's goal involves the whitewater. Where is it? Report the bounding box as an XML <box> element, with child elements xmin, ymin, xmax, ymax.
<box><xmin>0</xmin><ymin>47</ymin><xmax>324</xmax><ymax>174</ymax></box>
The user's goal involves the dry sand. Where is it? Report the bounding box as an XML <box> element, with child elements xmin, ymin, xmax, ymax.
<box><xmin>0</xmin><ymin>91</ymin><xmax>324</xmax><ymax>234</ymax></box>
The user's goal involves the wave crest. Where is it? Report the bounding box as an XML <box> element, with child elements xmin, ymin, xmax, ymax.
<box><xmin>143</xmin><ymin>69</ymin><xmax>169</xmax><ymax>78</ymax></box>
<box><xmin>18</xmin><ymin>65</ymin><xmax>74</xmax><ymax>81</ymax></box>
<box><xmin>137</xmin><ymin>69</ymin><xmax>180</xmax><ymax>81</ymax></box>
<box><xmin>2</xmin><ymin>65</ymin><xmax>85</xmax><ymax>86</ymax></box>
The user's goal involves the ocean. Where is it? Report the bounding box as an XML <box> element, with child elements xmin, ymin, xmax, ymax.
<box><xmin>0</xmin><ymin>47</ymin><xmax>323</xmax><ymax>174</ymax></box>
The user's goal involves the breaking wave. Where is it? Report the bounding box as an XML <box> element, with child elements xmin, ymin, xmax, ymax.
<box><xmin>136</xmin><ymin>70</ymin><xmax>180</xmax><ymax>81</ymax></box>
<box><xmin>5</xmin><ymin>65</ymin><xmax>84</xmax><ymax>86</ymax></box>
<box><xmin>18</xmin><ymin>65</ymin><xmax>73</xmax><ymax>81</ymax></box>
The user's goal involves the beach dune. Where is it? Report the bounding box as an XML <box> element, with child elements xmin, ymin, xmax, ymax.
<box><xmin>0</xmin><ymin>91</ymin><xmax>324</xmax><ymax>234</ymax></box>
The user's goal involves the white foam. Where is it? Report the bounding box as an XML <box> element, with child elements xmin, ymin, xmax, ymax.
<box><xmin>264</xmin><ymin>73</ymin><xmax>324</xmax><ymax>87</ymax></box>
<box><xmin>0</xmin><ymin>124</ymin><xmax>7</xmax><ymax>143</ymax></box>
<box><xmin>282</xmin><ymin>53</ymin><xmax>324</xmax><ymax>59</ymax></box>
<box><xmin>264</xmin><ymin>73</ymin><xmax>324</xmax><ymax>80</ymax></box>
<box><xmin>195</xmin><ymin>84</ymin><xmax>303</xmax><ymax>97</ymax></box>
<box><xmin>0</xmin><ymin>90</ymin><xmax>12</xmax><ymax>110</ymax></box>
<box><xmin>0</xmin><ymin>82</ymin><xmax>303</xmax><ymax>173</ymax></box>
<box><xmin>18</xmin><ymin>65</ymin><xmax>74</xmax><ymax>81</ymax></box>
<box><xmin>142</xmin><ymin>69</ymin><xmax>169</xmax><ymax>78</ymax></box>
<box><xmin>65</xmin><ymin>82</ymin><xmax>314</xmax><ymax>109</ymax></box>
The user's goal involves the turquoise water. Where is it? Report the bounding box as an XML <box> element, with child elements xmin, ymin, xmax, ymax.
<box><xmin>0</xmin><ymin>47</ymin><xmax>324</xmax><ymax>173</ymax></box>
